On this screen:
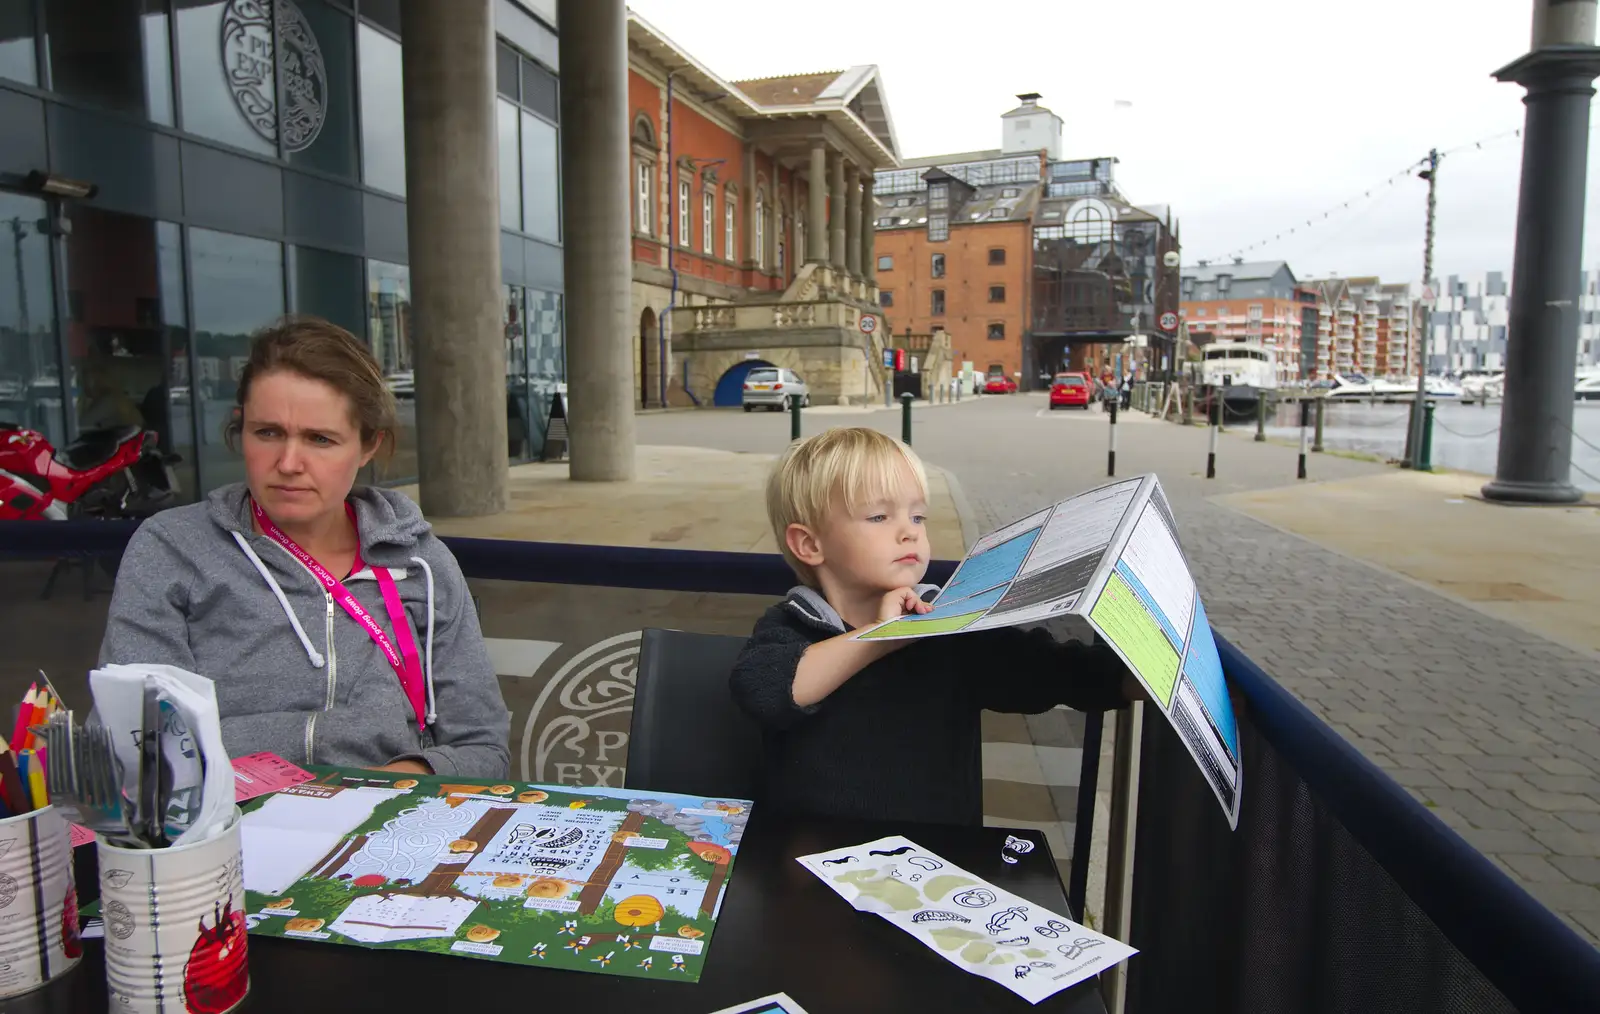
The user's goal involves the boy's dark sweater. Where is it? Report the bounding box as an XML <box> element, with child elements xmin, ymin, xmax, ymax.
<box><xmin>729</xmin><ymin>586</ymin><xmax>1129</xmax><ymax>827</ymax></box>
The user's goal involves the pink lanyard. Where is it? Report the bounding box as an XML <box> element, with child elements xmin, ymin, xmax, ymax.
<box><xmin>252</xmin><ymin>500</ymin><xmax>427</xmax><ymax>731</ymax></box>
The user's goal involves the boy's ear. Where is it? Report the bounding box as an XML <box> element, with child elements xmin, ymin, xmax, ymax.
<box><xmin>785</xmin><ymin>522</ymin><xmax>825</xmax><ymax>568</ymax></box>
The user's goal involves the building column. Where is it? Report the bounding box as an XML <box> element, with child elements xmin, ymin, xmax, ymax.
<box><xmin>808</xmin><ymin>144</ymin><xmax>828</xmax><ymax>263</ymax></box>
<box><xmin>830</xmin><ymin>152</ymin><xmax>847</xmax><ymax>271</ymax></box>
<box><xmin>844</xmin><ymin>175</ymin><xmax>862</xmax><ymax>276</ymax></box>
<box><xmin>557</xmin><ymin>0</ymin><xmax>635</xmax><ymax>481</ymax></box>
<box><xmin>1482</xmin><ymin>6</ymin><xmax>1600</xmax><ymax>504</ymax></box>
<box><xmin>399</xmin><ymin>0</ymin><xmax>506</xmax><ymax>515</ymax></box>
<box><xmin>860</xmin><ymin>174</ymin><xmax>877</xmax><ymax>282</ymax></box>
<box><xmin>742</xmin><ymin>141</ymin><xmax>757</xmax><ymax>271</ymax></box>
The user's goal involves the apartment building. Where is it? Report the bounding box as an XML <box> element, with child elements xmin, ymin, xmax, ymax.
<box><xmin>1425</xmin><ymin>269</ymin><xmax>1600</xmax><ymax>373</ymax></box>
<box><xmin>1179</xmin><ymin>260</ymin><xmax>1304</xmax><ymax>382</ymax></box>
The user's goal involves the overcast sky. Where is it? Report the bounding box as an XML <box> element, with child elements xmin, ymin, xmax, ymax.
<box><xmin>629</xmin><ymin>0</ymin><xmax>1599</xmax><ymax>286</ymax></box>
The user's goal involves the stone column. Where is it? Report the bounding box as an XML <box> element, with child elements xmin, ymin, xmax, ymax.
<box><xmin>830</xmin><ymin>152</ymin><xmax>847</xmax><ymax>271</ymax></box>
<box><xmin>845</xmin><ymin>176</ymin><xmax>862</xmax><ymax>276</ymax></box>
<box><xmin>808</xmin><ymin>144</ymin><xmax>827</xmax><ymax>263</ymax></box>
<box><xmin>742</xmin><ymin>141</ymin><xmax>756</xmax><ymax>270</ymax></box>
<box><xmin>557</xmin><ymin>0</ymin><xmax>635</xmax><ymax>481</ymax></box>
<box><xmin>860</xmin><ymin>174</ymin><xmax>877</xmax><ymax>282</ymax></box>
<box><xmin>1482</xmin><ymin>4</ymin><xmax>1600</xmax><ymax>504</ymax></box>
<box><xmin>399</xmin><ymin>0</ymin><xmax>506</xmax><ymax>515</ymax></box>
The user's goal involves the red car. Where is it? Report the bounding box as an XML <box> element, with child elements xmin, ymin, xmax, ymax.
<box><xmin>1049</xmin><ymin>372</ymin><xmax>1093</xmax><ymax>409</ymax></box>
<box><xmin>984</xmin><ymin>374</ymin><xmax>1017</xmax><ymax>394</ymax></box>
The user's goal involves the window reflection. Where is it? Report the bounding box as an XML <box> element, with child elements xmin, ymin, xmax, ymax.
<box><xmin>189</xmin><ymin>228</ymin><xmax>284</xmax><ymax>492</ymax></box>
<box><xmin>358</xmin><ymin>23</ymin><xmax>406</xmax><ymax>196</ymax></box>
<box><xmin>287</xmin><ymin>0</ymin><xmax>357</xmax><ymax>179</ymax></box>
<box><xmin>44</xmin><ymin>0</ymin><xmax>172</xmax><ymax>124</ymax></box>
<box><xmin>497</xmin><ymin>98</ymin><xmax>521</xmax><ymax>231</ymax></box>
<box><xmin>520</xmin><ymin>112</ymin><xmax>559</xmax><ymax>242</ymax></box>
<box><xmin>176</xmin><ymin>0</ymin><xmax>276</xmax><ymax>156</ymax></box>
<box><xmin>0</xmin><ymin>195</ymin><xmax>62</xmax><ymax>446</ymax></box>
<box><xmin>525</xmin><ymin>287</ymin><xmax>563</xmax><ymax>457</ymax></box>
<box><xmin>504</xmin><ymin>284</ymin><xmax>529</xmax><ymax>461</ymax></box>
<box><xmin>0</xmin><ymin>0</ymin><xmax>38</xmax><ymax>85</ymax></box>
<box><xmin>367</xmin><ymin>259</ymin><xmax>413</xmax><ymax>479</ymax></box>
<box><xmin>290</xmin><ymin>245</ymin><xmax>364</xmax><ymax>337</ymax></box>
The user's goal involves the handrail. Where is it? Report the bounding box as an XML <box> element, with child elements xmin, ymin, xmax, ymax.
<box><xmin>1217</xmin><ymin>632</ymin><xmax>1600</xmax><ymax>1013</ymax></box>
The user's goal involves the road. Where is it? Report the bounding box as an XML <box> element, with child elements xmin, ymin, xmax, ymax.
<box><xmin>637</xmin><ymin>392</ymin><xmax>1600</xmax><ymax>944</ymax></box>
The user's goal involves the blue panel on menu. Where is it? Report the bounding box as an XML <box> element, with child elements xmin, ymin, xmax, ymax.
<box><xmin>1183</xmin><ymin>598</ymin><xmax>1238</xmax><ymax>757</ymax></box>
<box><xmin>943</xmin><ymin>526</ymin><xmax>1041</xmax><ymax>604</ymax></box>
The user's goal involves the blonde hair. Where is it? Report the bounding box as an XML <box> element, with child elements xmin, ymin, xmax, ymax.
<box><xmin>767</xmin><ymin>427</ymin><xmax>929</xmax><ymax>587</ymax></box>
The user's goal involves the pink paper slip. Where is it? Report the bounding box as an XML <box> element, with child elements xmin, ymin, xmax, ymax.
<box><xmin>230</xmin><ymin>751</ymin><xmax>315</xmax><ymax>802</ymax></box>
<box><xmin>70</xmin><ymin>751</ymin><xmax>314</xmax><ymax>847</ymax></box>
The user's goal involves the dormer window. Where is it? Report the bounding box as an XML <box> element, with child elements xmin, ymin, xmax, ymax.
<box><xmin>929</xmin><ymin>184</ymin><xmax>949</xmax><ymax>210</ymax></box>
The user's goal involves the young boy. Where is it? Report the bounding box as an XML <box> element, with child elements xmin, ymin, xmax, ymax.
<box><xmin>730</xmin><ymin>427</ymin><xmax>1135</xmax><ymax>826</ymax></box>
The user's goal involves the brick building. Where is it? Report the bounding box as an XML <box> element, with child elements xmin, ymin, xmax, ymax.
<box><xmin>872</xmin><ymin>94</ymin><xmax>1180</xmax><ymax>391</ymax></box>
<box><xmin>1299</xmin><ymin>276</ymin><xmax>1416</xmax><ymax>379</ymax></box>
<box><xmin>628</xmin><ymin>15</ymin><xmax>898</xmax><ymax>408</ymax></box>
<box><xmin>1180</xmin><ymin>260</ymin><xmax>1304</xmax><ymax>384</ymax></box>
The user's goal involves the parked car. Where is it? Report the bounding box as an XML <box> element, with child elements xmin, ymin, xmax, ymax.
<box><xmin>742</xmin><ymin>367</ymin><xmax>810</xmax><ymax>412</ymax></box>
<box><xmin>984</xmin><ymin>374</ymin><xmax>1017</xmax><ymax>395</ymax></box>
<box><xmin>1049</xmin><ymin>372</ymin><xmax>1093</xmax><ymax>410</ymax></box>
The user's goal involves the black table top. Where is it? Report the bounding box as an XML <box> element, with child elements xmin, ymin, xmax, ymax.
<box><xmin>28</xmin><ymin>816</ymin><xmax>1109</xmax><ymax>1013</ymax></box>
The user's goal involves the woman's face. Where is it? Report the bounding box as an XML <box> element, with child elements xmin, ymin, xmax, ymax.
<box><xmin>241</xmin><ymin>370</ymin><xmax>376</xmax><ymax>528</ymax></box>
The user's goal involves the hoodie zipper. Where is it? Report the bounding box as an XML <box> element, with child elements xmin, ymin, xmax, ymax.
<box><xmin>304</xmin><ymin>588</ymin><xmax>339</xmax><ymax>764</ymax></box>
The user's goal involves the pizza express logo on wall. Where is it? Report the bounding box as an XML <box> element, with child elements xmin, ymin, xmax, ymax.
<box><xmin>221</xmin><ymin>0</ymin><xmax>328</xmax><ymax>153</ymax></box>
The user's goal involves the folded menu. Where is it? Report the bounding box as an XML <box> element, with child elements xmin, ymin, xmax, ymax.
<box><xmin>796</xmin><ymin>835</ymin><xmax>1136</xmax><ymax>1005</ymax></box>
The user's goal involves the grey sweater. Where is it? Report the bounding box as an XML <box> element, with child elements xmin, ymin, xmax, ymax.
<box><xmin>98</xmin><ymin>483</ymin><xmax>510</xmax><ymax>778</ymax></box>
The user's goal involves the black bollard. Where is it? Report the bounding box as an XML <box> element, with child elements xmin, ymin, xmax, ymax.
<box><xmin>1297</xmin><ymin>400</ymin><xmax>1310</xmax><ymax>480</ymax></box>
<box><xmin>1255</xmin><ymin>391</ymin><xmax>1267</xmax><ymax>441</ymax></box>
<box><xmin>901</xmin><ymin>391</ymin><xmax>913</xmax><ymax>445</ymax></box>
<box><xmin>790</xmin><ymin>394</ymin><xmax>802</xmax><ymax>441</ymax></box>
<box><xmin>1312</xmin><ymin>397</ymin><xmax>1326</xmax><ymax>453</ymax></box>
<box><xmin>1206</xmin><ymin>394</ymin><xmax>1219</xmax><ymax>479</ymax></box>
<box><xmin>1107</xmin><ymin>401</ymin><xmax>1118</xmax><ymax>477</ymax></box>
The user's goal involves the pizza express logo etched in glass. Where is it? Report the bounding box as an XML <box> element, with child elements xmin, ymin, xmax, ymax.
<box><xmin>221</xmin><ymin>0</ymin><xmax>328</xmax><ymax>153</ymax></box>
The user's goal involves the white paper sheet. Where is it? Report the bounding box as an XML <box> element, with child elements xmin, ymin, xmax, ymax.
<box><xmin>797</xmin><ymin>837</ymin><xmax>1136</xmax><ymax>1005</ymax></box>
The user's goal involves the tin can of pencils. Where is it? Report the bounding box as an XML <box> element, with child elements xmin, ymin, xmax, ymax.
<box><xmin>0</xmin><ymin>805</ymin><xmax>82</xmax><ymax>999</ymax></box>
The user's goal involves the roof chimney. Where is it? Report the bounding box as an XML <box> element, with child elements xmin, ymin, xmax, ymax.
<box><xmin>1233</xmin><ymin>257</ymin><xmax>1244</xmax><ymax>266</ymax></box>
<box><xmin>1017</xmin><ymin>92</ymin><xmax>1041</xmax><ymax>107</ymax></box>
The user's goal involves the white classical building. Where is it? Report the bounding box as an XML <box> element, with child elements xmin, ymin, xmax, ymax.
<box><xmin>1428</xmin><ymin>270</ymin><xmax>1600</xmax><ymax>372</ymax></box>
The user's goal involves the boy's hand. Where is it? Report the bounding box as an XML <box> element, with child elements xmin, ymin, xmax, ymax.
<box><xmin>878</xmin><ymin>586</ymin><xmax>932</xmax><ymax>623</ymax></box>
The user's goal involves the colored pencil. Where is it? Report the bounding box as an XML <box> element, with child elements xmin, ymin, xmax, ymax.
<box><xmin>8</xmin><ymin>684</ymin><xmax>37</xmax><ymax>753</ymax></box>
<box><xmin>0</xmin><ymin>744</ymin><xmax>28</xmax><ymax>814</ymax></box>
<box><xmin>23</xmin><ymin>751</ymin><xmax>46</xmax><ymax>810</ymax></box>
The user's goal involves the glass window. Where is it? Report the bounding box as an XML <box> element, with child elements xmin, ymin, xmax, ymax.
<box><xmin>504</xmin><ymin>283</ymin><xmax>529</xmax><ymax>461</ymax></box>
<box><xmin>360</xmin><ymin>0</ymin><xmax>401</xmax><ymax>36</ymax></box>
<box><xmin>635</xmin><ymin>162</ymin><xmax>652</xmax><ymax>235</ymax></box>
<box><xmin>677</xmin><ymin>179</ymin><xmax>689</xmax><ymax>246</ymax></box>
<box><xmin>928</xmin><ymin>215</ymin><xmax>948</xmax><ymax>242</ymax></box>
<box><xmin>366</xmin><ymin>259</ymin><xmax>413</xmax><ymax>479</ymax></box>
<box><xmin>988</xmin><ymin>323</ymin><xmax>1005</xmax><ymax>340</ymax></box>
<box><xmin>43</xmin><ymin>0</ymin><xmax>173</xmax><ymax>123</ymax></box>
<box><xmin>519</xmin><ymin>111</ymin><xmax>558</xmax><ymax>242</ymax></box>
<box><xmin>754</xmin><ymin>192</ymin><xmax>765</xmax><ymax>270</ymax></box>
<box><xmin>286</xmin><ymin>0</ymin><xmax>358</xmax><ymax>179</ymax></box>
<box><xmin>495</xmin><ymin>40</ymin><xmax>517</xmax><ymax>100</ymax></box>
<box><xmin>497</xmin><ymin>98</ymin><xmax>521</xmax><ymax>230</ymax></box>
<box><xmin>177</xmin><ymin>0</ymin><xmax>276</xmax><ymax>155</ymax></box>
<box><xmin>520</xmin><ymin>58</ymin><xmax>557</xmax><ymax>122</ymax></box>
<box><xmin>290</xmin><ymin>245</ymin><xmax>364</xmax><ymax>337</ymax></box>
<box><xmin>189</xmin><ymin>227</ymin><xmax>284</xmax><ymax>492</ymax></box>
<box><xmin>931</xmin><ymin>253</ymin><xmax>945</xmax><ymax>278</ymax></box>
<box><xmin>929</xmin><ymin>183</ymin><xmax>948</xmax><ymax>209</ymax></box>
<box><xmin>0</xmin><ymin>0</ymin><xmax>38</xmax><ymax>84</ymax></box>
<box><xmin>358</xmin><ymin>23</ymin><xmax>406</xmax><ymax>195</ymax></box>
<box><xmin>989</xmin><ymin>247</ymin><xmax>1006</xmax><ymax>266</ymax></box>
<box><xmin>702</xmin><ymin>191</ymin><xmax>713</xmax><ymax>254</ymax></box>
<box><xmin>0</xmin><ymin>194</ymin><xmax>63</xmax><ymax>446</ymax></box>
<box><xmin>877</xmin><ymin>255</ymin><xmax>893</xmax><ymax>271</ymax></box>
<box><xmin>931</xmin><ymin>289</ymin><xmax>945</xmax><ymax>316</ymax></box>
<box><xmin>525</xmin><ymin>286</ymin><xmax>563</xmax><ymax>457</ymax></box>
<box><xmin>989</xmin><ymin>285</ymin><xmax>1005</xmax><ymax>303</ymax></box>
<box><xmin>879</xmin><ymin>291</ymin><xmax>893</xmax><ymax>307</ymax></box>
<box><xmin>725</xmin><ymin>198</ymin><xmax>735</xmax><ymax>261</ymax></box>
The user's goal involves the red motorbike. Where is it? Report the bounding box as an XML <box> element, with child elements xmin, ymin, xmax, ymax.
<box><xmin>0</xmin><ymin>423</ymin><xmax>180</xmax><ymax>522</ymax></box>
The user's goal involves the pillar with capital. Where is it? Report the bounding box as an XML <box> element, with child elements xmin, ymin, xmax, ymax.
<box><xmin>860</xmin><ymin>174</ymin><xmax>877</xmax><ymax>282</ymax></box>
<box><xmin>808</xmin><ymin>144</ymin><xmax>828</xmax><ymax>264</ymax></box>
<box><xmin>845</xmin><ymin>175</ymin><xmax>862</xmax><ymax>276</ymax></box>
<box><xmin>829</xmin><ymin>152</ymin><xmax>847</xmax><ymax>272</ymax></box>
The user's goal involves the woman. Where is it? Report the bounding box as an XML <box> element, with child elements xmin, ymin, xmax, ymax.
<box><xmin>99</xmin><ymin>317</ymin><xmax>510</xmax><ymax>778</ymax></box>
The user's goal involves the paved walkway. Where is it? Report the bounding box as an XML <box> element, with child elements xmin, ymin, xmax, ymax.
<box><xmin>633</xmin><ymin>393</ymin><xmax>1600</xmax><ymax>945</ymax></box>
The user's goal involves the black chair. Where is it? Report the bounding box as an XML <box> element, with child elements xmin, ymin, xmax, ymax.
<box><xmin>625</xmin><ymin>628</ymin><xmax>763</xmax><ymax>802</ymax></box>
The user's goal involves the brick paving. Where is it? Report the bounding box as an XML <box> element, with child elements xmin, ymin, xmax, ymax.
<box><xmin>637</xmin><ymin>393</ymin><xmax>1600</xmax><ymax>945</ymax></box>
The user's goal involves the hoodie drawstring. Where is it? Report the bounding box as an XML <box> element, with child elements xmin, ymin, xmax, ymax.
<box><xmin>410</xmin><ymin>555</ymin><xmax>439</xmax><ymax>727</ymax></box>
<box><xmin>230</xmin><ymin>531</ymin><xmax>327</xmax><ymax>668</ymax></box>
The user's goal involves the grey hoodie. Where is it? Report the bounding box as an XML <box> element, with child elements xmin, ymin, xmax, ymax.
<box><xmin>98</xmin><ymin>483</ymin><xmax>510</xmax><ymax>778</ymax></box>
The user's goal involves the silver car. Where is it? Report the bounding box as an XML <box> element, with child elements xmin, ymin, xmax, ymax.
<box><xmin>742</xmin><ymin>367</ymin><xmax>810</xmax><ymax>412</ymax></box>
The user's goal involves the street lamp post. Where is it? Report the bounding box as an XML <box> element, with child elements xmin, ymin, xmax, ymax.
<box><xmin>1156</xmin><ymin>249</ymin><xmax>1181</xmax><ymax>386</ymax></box>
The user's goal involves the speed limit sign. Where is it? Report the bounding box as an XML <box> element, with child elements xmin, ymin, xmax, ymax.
<box><xmin>859</xmin><ymin>315</ymin><xmax>878</xmax><ymax>334</ymax></box>
<box><xmin>1159</xmin><ymin>311</ymin><xmax>1178</xmax><ymax>331</ymax></box>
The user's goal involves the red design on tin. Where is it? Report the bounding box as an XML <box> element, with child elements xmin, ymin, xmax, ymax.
<box><xmin>183</xmin><ymin>898</ymin><xmax>249</xmax><ymax>1014</ymax></box>
<box><xmin>61</xmin><ymin>888</ymin><xmax>81</xmax><ymax>959</ymax></box>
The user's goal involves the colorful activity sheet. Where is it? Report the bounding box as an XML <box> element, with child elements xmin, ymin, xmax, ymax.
<box><xmin>797</xmin><ymin>835</ymin><xmax>1136</xmax><ymax>1005</ymax></box>
<box><xmin>710</xmin><ymin>994</ymin><xmax>812</xmax><ymax>1013</ymax></box>
<box><xmin>854</xmin><ymin>475</ymin><xmax>1243</xmax><ymax>828</ymax></box>
<box><xmin>237</xmin><ymin>766</ymin><xmax>749</xmax><ymax>982</ymax></box>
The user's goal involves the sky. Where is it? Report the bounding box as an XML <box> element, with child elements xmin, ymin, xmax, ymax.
<box><xmin>628</xmin><ymin>0</ymin><xmax>1600</xmax><ymax>286</ymax></box>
